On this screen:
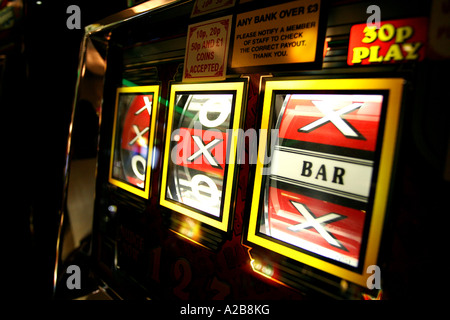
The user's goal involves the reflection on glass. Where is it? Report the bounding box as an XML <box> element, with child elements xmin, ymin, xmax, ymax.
<box><xmin>257</xmin><ymin>93</ymin><xmax>384</xmax><ymax>268</ymax></box>
<box><xmin>160</xmin><ymin>81</ymin><xmax>246</xmax><ymax>233</ymax></box>
<box><xmin>165</xmin><ymin>93</ymin><xmax>233</xmax><ymax>219</ymax></box>
<box><xmin>109</xmin><ymin>85</ymin><xmax>159</xmax><ymax>199</ymax></box>
<box><xmin>112</xmin><ymin>93</ymin><xmax>153</xmax><ymax>188</ymax></box>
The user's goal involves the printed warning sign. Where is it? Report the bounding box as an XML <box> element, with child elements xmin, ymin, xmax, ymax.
<box><xmin>231</xmin><ymin>0</ymin><xmax>321</xmax><ymax>69</ymax></box>
<box><xmin>183</xmin><ymin>15</ymin><xmax>232</xmax><ymax>82</ymax></box>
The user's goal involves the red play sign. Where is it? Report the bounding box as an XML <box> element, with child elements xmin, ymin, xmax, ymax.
<box><xmin>278</xmin><ymin>93</ymin><xmax>384</xmax><ymax>151</ymax></box>
<box><xmin>348</xmin><ymin>17</ymin><xmax>428</xmax><ymax>65</ymax></box>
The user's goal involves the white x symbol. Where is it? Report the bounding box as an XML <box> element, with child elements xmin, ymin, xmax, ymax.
<box><xmin>299</xmin><ymin>101</ymin><xmax>363</xmax><ymax>138</ymax></box>
<box><xmin>187</xmin><ymin>135</ymin><xmax>223</xmax><ymax>168</ymax></box>
<box><xmin>134</xmin><ymin>96</ymin><xmax>152</xmax><ymax>116</ymax></box>
<box><xmin>128</xmin><ymin>125</ymin><xmax>150</xmax><ymax>146</ymax></box>
<box><xmin>288</xmin><ymin>201</ymin><xmax>346</xmax><ymax>250</ymax></box>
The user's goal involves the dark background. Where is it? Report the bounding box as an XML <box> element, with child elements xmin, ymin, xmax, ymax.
<box><xmin>1</xmin><ymin>0</ymin><xmax>129</xmax><ymax>299</ymax></box>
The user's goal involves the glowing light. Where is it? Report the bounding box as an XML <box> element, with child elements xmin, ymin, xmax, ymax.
<box><xmin>151</xmin><ymin>146</ymin><xmax>159</xmax><ymax>169</ymax></box>
<box><xmin>178</xmin><ymin>217</ymin><xmax>201</xmax><ymax>241</ymax></box>
<box><xmin>137</xmin><ymin>137</ymin><xmax>147</xmax><ymax>147</ymax></box>
<box><xmin>281</xmin><ymin>192</ymin><xmax>302</xmax><ymax>200</ymax></box>
<box><xmin>340</xmin><ymin>279</ymin><xmax>349</xmax><ymax>292</ymax></box>
<box><xmin>250</xmin><ymin>259</ymin><xmax>274</xmax><ymax>278</ymax></box>
<box><xmin>362</xmin><ymin>290</ymin><xmax>383</xmax><ymax>300</ymax></box>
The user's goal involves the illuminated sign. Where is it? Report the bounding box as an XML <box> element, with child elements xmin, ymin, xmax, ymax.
<box><xmin>246</xmin><ymin>78</ymin><xmax>404</xmax><ymax>286</ymax></box>
<box><xmin>231</xmin><ymin>0</ymin><xmax>323</xmax><ymax>71</ymax></box>
<box><xmin>348</xmin><ymin>17</ymin><xmax>428</xmax><ymax>65</ymax></box>
<box><xmin>109</xmin><ymin>85</ymin><xmax>160</xmax><ymax>199</ymax></box>
<box><xmin>160</xmin><ymin>81</ymin><xmax>245</xmax><ymax>232</ymax></box>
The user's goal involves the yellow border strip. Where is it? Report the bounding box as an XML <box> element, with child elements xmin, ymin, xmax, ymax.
<box><xmin>109</xmin><ymin>85</ymin><xmax>160</xmax><ymax>199</ymax></box>
<box><xmin>247</xmin><ymin>78</ymin><xmax>404</xmax><ymax>287</ymax></box>
<box><xmin>160</xmin><ymin>82</ymin><xmax>245</xmax><ymax>232</ymax></box>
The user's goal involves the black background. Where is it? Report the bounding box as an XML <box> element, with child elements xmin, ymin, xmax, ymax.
<box><xmin>1</xmin><ymin>0</ymin><xmax>129</xmax><ymax>299</ymax></box>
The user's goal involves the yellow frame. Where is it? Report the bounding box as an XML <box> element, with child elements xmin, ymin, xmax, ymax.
<box><xmin>247</xmin><ymin>78</ymin><xmax>404</xmax><ymax>287</ymax></box>
<box><xmin>160</xmin><ymin>82</ymin><xmax>245</xmax><ymax>232</ymax></box>
<box><xmin>108</xmin><ymin>85</ymin><xmax>160</xmax><ymax>199</ymax></box>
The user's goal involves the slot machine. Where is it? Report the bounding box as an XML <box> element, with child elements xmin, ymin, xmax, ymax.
<box><xmin>54</xmin><ymin>0</ymin><xmax>450</xmax><ymax>302</ymax></box>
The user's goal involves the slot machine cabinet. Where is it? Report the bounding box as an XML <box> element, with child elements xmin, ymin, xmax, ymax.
<box><xmin>54</xmin><ymin>0</ymin><xmax>449</xmax><ymax>300</ymax></box>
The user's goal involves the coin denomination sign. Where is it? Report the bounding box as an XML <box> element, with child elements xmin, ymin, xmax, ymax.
<box><xmin>183</xmin><ymin>16</ymin><xmax>232</xmax><ymax>82</ymax></box>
